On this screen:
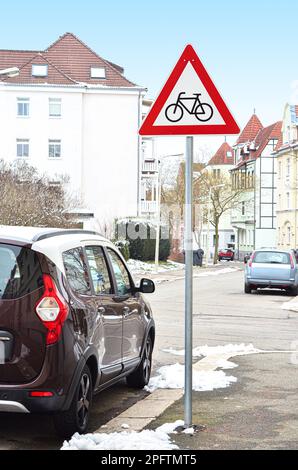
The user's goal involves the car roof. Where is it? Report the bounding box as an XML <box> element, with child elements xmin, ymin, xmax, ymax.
<box><xmin>0</xmin><ymin>225</ymin><xmax>107</xmax><ymax>244</ymax></box>
<box><xmin>254</xmin><ymin>248</ymin><xmax>292</xmax><ymax>254</ymax></box>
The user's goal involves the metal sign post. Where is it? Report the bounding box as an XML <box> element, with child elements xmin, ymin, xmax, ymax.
<box><xmin>139</xmin><ymin>44</ymin><xmax>239</xmax><ymax>429</ymax></box>
<box><xmin>184</xmin><ymin>136</ymin><xmax>194</xmax><ymax>427</ymax></box>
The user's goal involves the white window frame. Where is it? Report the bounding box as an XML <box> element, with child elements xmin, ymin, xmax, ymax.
<box><xmin>49</xmin><ymin>98</ymin><xmax>62</xmax><ymax>118</ymax></box>
<box><xmin>48</xmin><ymin>140</ymin><xmax>61</xmax><ymax>159</ymax></box>
<box><xmin>32</xmin><ymin>64</ymin><xmax>48</xmax><ymax>77</ymax></box>
<box><xmin>287</xmin><ymin>192</ymin><xmax>290</xmax><ymax>209</ymax></box>
<box><xmin>287</xmin><ymin>226</ymin><xmax>291</xmax><ymax>244</ymax></box>
<box><xmin>286</xmin><ymin>158</ymin><xmax>290</xmax><ymax>178</ymax></box>
<box><xmin>17</xmin><ymin>98</ymin><xmax>30</xmax><ymax>117</ymax></box>
<box><xmin>90</xmin><ymin>67</ymin><xmax>106</xmax><ymax>79</ymax></box>
<box><xmin>16</xmin><ymin>139</ymin><xmax>29</xmax><ymax>158</ymax></box>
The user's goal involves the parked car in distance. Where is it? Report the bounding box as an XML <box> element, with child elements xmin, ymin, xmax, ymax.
<box><xmin>0</xmin><ymin>226</ymin><xmax>155</xmax><ymax>437</ymax></box>
<box><xmin>218</xmin><ymin>248</ymin><xmax>234</xmax><ymax>261</ymax></box>
<box><xmin>244</xmin><ymin>249</ymin><xmax>298</xmax><ymax>295</ymax></box>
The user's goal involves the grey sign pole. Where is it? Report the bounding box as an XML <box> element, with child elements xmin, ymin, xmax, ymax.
<box><xmin>184</xmin><ymin>135</ymin><xmax>193</xmax><ymax>428</ymax></box>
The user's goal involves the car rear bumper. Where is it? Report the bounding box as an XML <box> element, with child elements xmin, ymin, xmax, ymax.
<box><xmin>246</xmin><ymin>278</ymin><xmax>296</xmax><ymax>288</ymax></box>
<box><xmin>0</xmin><ymin>389</ymin><xmax>66</xmax><ymax>413</ymax></box>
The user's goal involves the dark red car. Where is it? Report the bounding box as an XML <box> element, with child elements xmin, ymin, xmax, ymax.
<box><xmin>218</xmin><ymin>248</ymin><xmax>234</xmax><ymax>261</ymax></box>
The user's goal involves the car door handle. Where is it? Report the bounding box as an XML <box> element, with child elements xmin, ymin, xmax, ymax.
<box><xmin>97</xmin><ymin>307</ymin><xmax>105</xmax><ymax>315</ymax></box>
<box><xmin>123</xmin><ymin>307</ymin><xmax>138</xmax><ymax>317</ymax></box>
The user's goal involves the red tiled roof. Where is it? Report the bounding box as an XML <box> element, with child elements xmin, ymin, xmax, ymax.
<box><xmin>208</xmin><ymin>142</ymin><xmax>234</xmax><ymax>165</ymax></box>
<box><xmin>234</xmin><ymin>121</ymin><xmax>282</xmax><ymax>166</ymax></box>
<box><xmin>5</xmin><ymin>53</ymin><xmax>76</xmax><ymax>85</ymax></box>
<box><xmin>253</xmin><ymin>121</ymin><xmax>282</xmax><ymax>158</ymax></box>
<box><xmin>0</xmin><ymin>32</ymin><xmax>136</xmax><ymax>87</ymax></box>
<box><xmin>236</xmin><ymin>114</ymin><xmax>263</xmax><ymax>144</ymax></box>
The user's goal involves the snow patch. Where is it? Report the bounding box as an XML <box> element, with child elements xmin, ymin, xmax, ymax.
<box><xmin>145</xmin><ymin>363</ymin><xmax>237</xmax><ymax>393</ymax></box>
<box><xmin>127</xmin><ymin>259</ymin><xmax>182</xmax><ymax>275</ymax></box>
<box><xmin>61</xmin><ymin>420</ymin><xmax>183</xmax><ymax>450</ymax></box>
<box><xmin>281</xmin><ymin>300</ymin><xmax>298</xmax><ymax>312</ymax></box>
<box><xmin>163</xmin><ymin>343</ymin><xmax>260</xmax><ymax>357</ymax></box>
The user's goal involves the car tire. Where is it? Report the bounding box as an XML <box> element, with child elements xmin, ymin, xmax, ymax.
<box><xmin>53</xmin><ymin>365</ymin><xmax>93</xmax><ymax>438</ymax></box>
<box><xmin>290</xmin><ymin>286</ymin><xmax>298</xmax><ymax>296</ymax></box>
<box><xmin>126</xmin><ymin>336</ymin><xmax>152</xmax><ymax>389</ymax></box>
<box><xmin>244</xmin><ymin>283</ymin><xmax>252</xmax><ymax>294</ymax></box>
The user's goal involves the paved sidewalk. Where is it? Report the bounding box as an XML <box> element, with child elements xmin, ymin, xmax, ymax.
<box><xmin>134</xmin><ymin>261</ymin><xmax>242</xmax><ymax>284</ymax></box>
<box><xmin>147</xmin><ymin>352</ymin><xmax>298</xmax><ymax>450</ymax></box>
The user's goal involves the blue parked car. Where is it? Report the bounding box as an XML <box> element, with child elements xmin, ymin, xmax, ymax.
<box><xmin>244</xmin><ymin>249</ymin><xmax>298</xmax><ymax>295</ymax></box>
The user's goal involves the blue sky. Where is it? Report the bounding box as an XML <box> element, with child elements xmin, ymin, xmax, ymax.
<box><xmin>1</xmin><ymin>0</ymin><xmax>298</xmax><ymax>154</ymax></box>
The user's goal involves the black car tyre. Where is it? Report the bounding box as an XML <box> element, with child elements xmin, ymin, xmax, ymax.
<box><xmin>126</xmin><ymin>336</ymin><xmax>152</xmax><ymax>389</ymax></box>
<box><xmin>53</xmin><ymin>365</ymin><xmax>92</xmax><ymax>438</ymax></box>
<box><xmin>244</xmin><ymin>283</ymin><xmax>252</xmax><ymax>294</ymax></box>
<box><xmin>290</xmin><ymin>286</ymin><xmax>298</xmax><ymax>296</ymax></box>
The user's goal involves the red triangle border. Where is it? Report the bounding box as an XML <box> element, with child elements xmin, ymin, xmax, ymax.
<box><xmin>139</xmin><ymin>45</ymin><xmax>240</xmax><ymax>136</ymax></box>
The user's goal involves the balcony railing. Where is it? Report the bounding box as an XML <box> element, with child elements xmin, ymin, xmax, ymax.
<box><xmin>140</xmin><ymin>200</ymin><xmax>158</xmax><ymax>213</ymax></box>
<box><xmin>231</xmin><ymin>213</ymin><xmax>254</xmax><ymax>224</ymax></box>
<box><xmin>142</xmin><ymin>160</ymin><xmax>159</xmax><ymax>173</ymax></box>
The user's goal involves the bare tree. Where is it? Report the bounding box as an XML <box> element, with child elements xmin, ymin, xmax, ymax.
<box><xmin>0</xmin><ymin>159</ymin><xmax>79</xmax><ymax>228</ymax></box>
<box><xmin>196</xmin><ymin>172</ymin><xmax>244</xmax><ymax>264</ymax></box>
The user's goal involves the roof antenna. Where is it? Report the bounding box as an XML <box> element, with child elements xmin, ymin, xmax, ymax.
<box><xmin>224</xmin><ymin>136</ymin><xmax>227</xmax><ymax>142</ymax></box>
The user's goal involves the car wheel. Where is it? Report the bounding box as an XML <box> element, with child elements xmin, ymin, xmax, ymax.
<box><xmin>53</xmin><ymin>365</ymin><xmax>92</xmax><ymax>438</ymax></box>
<box><xmin>126</xmin><ymin>336</ymin><xmax>152</xmax><ymax>389</ymax></box>
<box><xmin>290</xmin><ymin>286</ymin><xmax>298</xmax><ymax>296</ymax></box>
<box><xmin>244</xmin><ymin>283</ymin><xmax>252</xmax><ymax>294</ymax></box>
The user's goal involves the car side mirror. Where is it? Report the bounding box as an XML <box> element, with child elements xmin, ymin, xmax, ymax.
<box><xmin>244</xmin><ymin>257</ymin><xmax>248</xmax><ymax>264</ymax></box>
<box><xmin>139</xmin><ymin>278</ymin><xmax>155</xmax><ymax>294</ymax></box>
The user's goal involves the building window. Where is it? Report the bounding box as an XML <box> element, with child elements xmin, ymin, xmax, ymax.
<box><xmin>49</xmin><ymin>98</ymin><xmax>61</xmax><ymax>117</ymax></box>
<box><xmin>16</xmin><ymin>139</ymin><xmax>29</xmax><ymax>158</ymax></box>
<box><xmin>48</xmin><ymin>140</ymin><xmax>61</xmax><ymax>159</ymax></box>
<box><xmin>287</xmin><ymin>192</ymin><xmax>290</xmax><ymax>209</ymax></box>
<box><xmin>90</xmin><ymin>67</ymin><xmax>106</xmax><ymax>79</ymax></box>
<box><xmin>241</xmin><ymin>201</ymin><xmax>245</xmax><ymax>216</ymax></box>
<box><xmin>17</xmin><ymin>98</ymin><xmax>29</xmax><ymax>117</ymax></box>
<box><xmin>287</xmin><ymin>226</ymin><xmax>291</xmax><ymax>244</ymax></box>
<box><xmin>32</xmin><ymin>64</ymin><xmax>48</xmax><ymax>77</ymax></box>
<box><xmin>286</xmin><ymin>158</ymin><xmax>290</xmax><ymax>178</ymax></box>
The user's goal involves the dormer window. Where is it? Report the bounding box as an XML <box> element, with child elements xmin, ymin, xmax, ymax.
<box><xmin>32</xmin><ymin>64</ymin><xmax>48</xmax><ymax>77</ymax></box>
<box><xmin>90</xmin><ymin>67</ymin><xmax>106</xmax><ymax>79</ymax></box>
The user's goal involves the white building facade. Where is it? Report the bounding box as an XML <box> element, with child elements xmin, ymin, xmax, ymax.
<box><xmin>0</xmin><ymin>33</ymin><xmax>146</xmax><ymax>232</ymax></box>
<box><xmin>230</xmin><ymin>114</ymin><xmax>282</xmax><ymax>259</ymax></box>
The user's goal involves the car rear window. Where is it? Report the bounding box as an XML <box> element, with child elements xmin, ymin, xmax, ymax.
<box><xmin>0</xmin><ymin>243</ymin><xmax>43</xmax><ymax>300</ymax></box>
<box><xmin>253</xmin><ymin>251</ymin><xmax>291</xmax><ymax>265</ymax></box>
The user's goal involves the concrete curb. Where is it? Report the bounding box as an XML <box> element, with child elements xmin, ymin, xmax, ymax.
<box><xmin>93</xmin><ymin>349</ymin><xmax>253</xmax><ymax>435</ymax></box>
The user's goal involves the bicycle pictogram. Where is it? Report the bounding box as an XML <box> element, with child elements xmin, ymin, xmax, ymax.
<box><xmin>165</xmin><ymin>92</ymin><xmax>214</xmax><ymax>123</ymax></box>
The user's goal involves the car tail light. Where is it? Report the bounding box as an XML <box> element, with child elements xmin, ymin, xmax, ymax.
<box><xmin>290</xmin><ymin>254</ymin><xmax>295</xmax><ymax>269</ymax></box>
<box><xmin>36</xmin><ymin>274</ymin><xmax>69</xmax><ymax>345</ymax></box>
<box><xmin>248</xmin><ymin>253</ymin><xmax>255</xmax><ymax>267</ymax></box>
<box><xmin>29</xmin><ymin>391</ymin><xmax>54</xmax><ymax>397</ymax></box>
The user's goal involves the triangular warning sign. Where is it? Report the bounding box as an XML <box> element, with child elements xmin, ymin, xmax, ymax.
<box><xmin>139</xmin><ymin>45</ymin><xmax>240</xmax><ymax>136</ymax></box>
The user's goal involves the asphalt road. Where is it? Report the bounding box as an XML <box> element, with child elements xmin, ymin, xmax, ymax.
<box><xmin>1</xmin><ymin>263</ymin><xmax>298</xmax><ymax>449</ymax></box>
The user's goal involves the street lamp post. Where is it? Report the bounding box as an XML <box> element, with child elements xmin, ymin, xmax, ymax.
<box><xmin>154</xmin><ymin>152</ymin><xmax>184</xmax><ymax>272</ymax></box>
<box><xmin>205</xmin><ymin>183</ymin><xmax>225</xmax><ymax>266</ymax></box>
